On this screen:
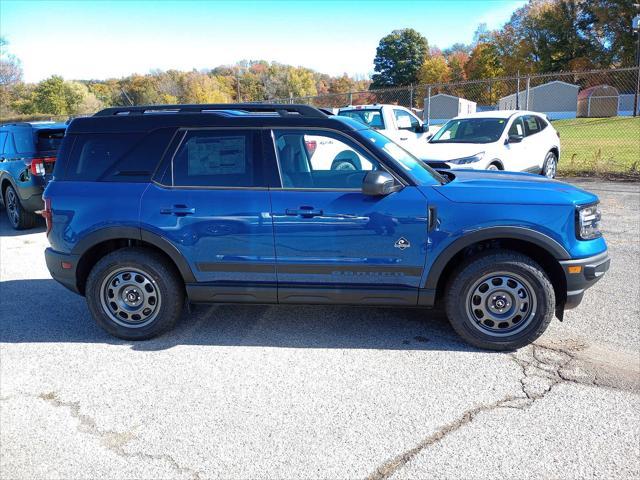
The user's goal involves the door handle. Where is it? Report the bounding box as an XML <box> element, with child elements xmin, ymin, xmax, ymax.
<box><xmin>285</xmin><ymin>207</ymin><xmax>323</xmax><ymax>218</ymax></box>
<box><xmin>160</xmin><ymin>205</ymin><xmax>195</xmax><ymax>216</ymax></box>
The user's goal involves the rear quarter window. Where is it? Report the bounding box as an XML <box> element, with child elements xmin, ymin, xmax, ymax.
<box><xmin>14</xmin><ymin>129</ymin><xmax>35</xmax><ymax>154</ymax></box>
<box><xmin>60</xmin><ymin>129</ymin><xmax>175</xmax><ymax>182</ymax></box>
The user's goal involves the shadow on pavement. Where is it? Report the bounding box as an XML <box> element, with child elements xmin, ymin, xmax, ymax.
<box><xmin>0</xmin><ymin>278</ymin><xmax>484</xmax><ymax>353</ymax></box>
<box><xmin>0</xmin><ymin>211</ymin><xmax>46</xmax><ymax>237</ymax></box>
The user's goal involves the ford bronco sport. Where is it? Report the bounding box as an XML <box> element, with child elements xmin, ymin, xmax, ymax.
<box><xmin>43</xmin><ymin>104</ymin><xmax>609</xmax><ymax>350</ymax></box>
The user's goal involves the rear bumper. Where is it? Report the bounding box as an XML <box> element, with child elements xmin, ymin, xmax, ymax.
<box><xmin>559</xmin><ymin>251</ymin><xmax>610</xmax><ymax>309</ymax></box>
<box><xmin>45</xmin><ymin>248</ymin><xmax>81</xmax><ymax>295</ymax></box>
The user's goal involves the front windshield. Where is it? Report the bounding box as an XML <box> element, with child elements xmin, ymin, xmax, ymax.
<box><xmin>338</xmin><ymin>109</ymin><xmax>385</xmax><ymax>130</ymax></box>
<box><xmin>430</xmin><ymin>117</ymin><xmax>507</xmax><ymax>144</ymax></box>
<box><xmin>359</xmin><ymin>129</ymin><xmax>442</xmax><ymax>185</ymax></box>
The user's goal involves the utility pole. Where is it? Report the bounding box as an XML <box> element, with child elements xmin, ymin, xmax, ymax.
<box><xmin>235</xmin><ymin>67</ymin><xmax>241</xmax><ymax>103</ymax></box>
<box><xmin>633</xmin><ymin>12</ymin><xmax>640</xmax><ymax>117</ymax></box>
<box><xmin>515</xmin><ymin>70</ymin><xmax>520</xmax><ymax>110</ymax></box>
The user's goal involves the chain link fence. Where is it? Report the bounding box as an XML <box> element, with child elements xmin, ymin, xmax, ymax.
<box><xmin>269</xmin><ymin>67</ymin><xmax>640</xmax><ymax>176</ymax></box>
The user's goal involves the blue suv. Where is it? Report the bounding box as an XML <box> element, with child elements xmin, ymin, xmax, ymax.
<box><xmin>1</xmin><ymin>122</ymin><xmax>67</xmax><ymax>229</ymax></box>
<box><xmin>43</xmin><ymin>104</ymin><xmax>609</xmax><ymax>350</ymax></box>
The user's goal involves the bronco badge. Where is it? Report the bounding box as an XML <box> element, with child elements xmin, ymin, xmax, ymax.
<box><xmin>394</xmin><ymin>237</ymin><xmax>410</xmax><ymax>250</ymax></box>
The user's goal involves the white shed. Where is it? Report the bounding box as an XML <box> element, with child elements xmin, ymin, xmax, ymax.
<box><xmin>498</xmin><ymin>80</ymin><xmax>579</xmax><ymax>119</ymax></box>
<box><xmin>425</xmin><ymin>94</ymin><xmax>477</xmax><ymax>124</ymax></box>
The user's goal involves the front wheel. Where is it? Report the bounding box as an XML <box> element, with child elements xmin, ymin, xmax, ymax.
<box><xmin>486</xmin><ymin>163</ymin><xmax>501</xmax><ymax>171</ymax></box>
<box><xmin>86</xmin><ymin>248</ymin><xmax>184</xmax><ymax>340</ymax></box>
<box><xmin>542</xmin><ymin>151</ymin><xmax>557</xmax><ymax>178</ymax></box>
<box><xmin>445</xmin><ymin>252</ymin><xmax>555</xmax><ymax>350</ymax></box>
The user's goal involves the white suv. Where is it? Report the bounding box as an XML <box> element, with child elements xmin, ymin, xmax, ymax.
<box><xmin>422</xmin><ymin>111</ymin><xmax>561</xmax><ymax>178</ymax></box>
<box><xmin>338</xmin><ymin>104</ymin><xmax>431</xmax><ymax>157</ymax></box>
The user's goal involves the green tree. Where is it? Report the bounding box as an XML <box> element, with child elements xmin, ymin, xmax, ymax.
<box><xmin>465</xmin><ymin>43</ymin><xmax>505</xmax><ymax>104</ymax></box>
<box><xmin>495</xmin><ymin>0</ymin><xmax>606</xmax><ymax>73</ymax></box>
<box><xmin>180</xmin><ymin>72</ymin><xmax>233</xmax><ymax>104</ymax></box>
<box><xmin>447</xmin><ymin>51</ymin><xmax>469</xmax><ymax>83</ymax></box>
<box><xmin>32</xmin><ymin>76</ymin><xmax>69</xmax><ymax>114</ymax></box>
<box><xmin>417</xmin><ymin>55</ymin><xmax>450</xmax><ymax>85</ymax></box>
<box><xmin>585</xmin><ymin>0</ymin><xmax>638</xmax><ymax>67</ymax></box>
<box><xmin>371</xmin><ymin>28</ymin><xmax>429</xmax><ymax>88</ymax></box>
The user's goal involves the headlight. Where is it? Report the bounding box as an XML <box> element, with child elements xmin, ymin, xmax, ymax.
<box><xmin>448</xmin><ymin>152</ymin><xmax>485</xmax><ymax>165</ymax></box>
<box><xmin>576</xmin><ymin>203</ymin><xmax>602</xmax><ymax>240</ymax></box>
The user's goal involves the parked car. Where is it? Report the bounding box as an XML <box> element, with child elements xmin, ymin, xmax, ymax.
<box><xmin>44</xmin><ymin>104</ymin><xmax>608</xmax><ymax>350</ymax></box>
<box><xmin>0</xmin><ymin>121</ymin><xmax>67</xmax><ymax>229</ymax></box>
<box><xmin>421</xmin><ymin>111</ymin><xmax>561</xmax><ymax>178</ymax></box>
<box><xmin>338</xmin><ymin>104</ymin><xmax>431</xmax><ymax>157</ymax></box>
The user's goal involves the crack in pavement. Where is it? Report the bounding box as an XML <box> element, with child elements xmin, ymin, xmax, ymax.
<box><xmin>3</xmin><ymin>391</ymin><xmax>202</xmax><ymax>480</ymax></box>
<box><xmin>366</xmin><ymin>342</ymin><xmax>638</xmax><ymax>480</ymax></box>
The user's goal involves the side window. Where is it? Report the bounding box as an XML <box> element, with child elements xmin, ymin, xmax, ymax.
<box><xmin>535</xmin><ymin>116</ymin><xmax>548</xmax><ymax>131</ymax></box>
<box><xmin>274</xmin><ymin>130</ymin><xmax>380</xmax><ymax>189</ymax></box>
<box><xmin>394</xmin><ymin>109</ymin><xmax>419</xmax><ymax>131</ymax></box>
<box><xmin>172</xmin><ymin>130</ymin><xmax>263</xmax><ymax>188</ymax></box>
<box><xmin>3</xmin><ymin>133</ymin><xmax>16</xmax><ymax>155</ymax></box>
<box><xmin>13</xmin><ymin>129</ymin><xmax>34</xmax><ymax>154</ymax></box>
<box><xmin>508</xmin><ymin>117</ymin><xmax>525</xmax><ymax>137</ymax></box>
<box><xmin>524</xmin><ymin>115</ymin><xmax>541</xmax><ymax>136</ymax></box>
<box><xmin>0</xmin><ymin>132</ymin><xmax>7</xmax><ymax>155</ymax></box>
<box><xmin>63</xmin><ymin>133</ymin><xmax>144</xmax><ymax>181</ymax></box>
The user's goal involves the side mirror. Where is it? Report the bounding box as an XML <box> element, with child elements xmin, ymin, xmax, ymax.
<box><xmin>507</xmin><ymin>134</ymin><xmax>523</xmax><ymax>144</ymax></box>
<box><xmin>415</xmin><ymin>124</ymin><xmax>427</xmax><ymax>133</ymax></box>
<box><xmin>362</xmin><ymin>171</ymin><xmax>402</xmax><ymax>196</ymax></box>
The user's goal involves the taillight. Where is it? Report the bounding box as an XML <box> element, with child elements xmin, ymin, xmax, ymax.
<box><xmin>42</xmin><ymin>197</ymin><xmax>52</xmax><ymax>236</ymax></box>
<box><xmin>30</xmin><ymin>157</ymin><xmax>56</xmax><ymax>176</ymax></box>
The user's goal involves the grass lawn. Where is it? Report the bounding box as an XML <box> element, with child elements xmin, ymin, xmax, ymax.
<box><xmin>552</xmin><ymin>117</ymin><xmax>640</xmax><ymax>176</ymax></box>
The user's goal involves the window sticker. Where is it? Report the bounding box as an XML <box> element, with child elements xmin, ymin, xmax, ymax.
<box><xmin>187</xmin><ymin>136</ymin><xmax>245</xmax><ymax>175</ymax></box>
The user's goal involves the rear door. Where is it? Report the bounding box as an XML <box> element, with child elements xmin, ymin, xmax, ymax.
<box><xmin>140</xmin><ymin>128</ymin><xmax>277</xmax><ymax>303</ymax></box>
<box><xmin>268</xmin><ymin>128</ymin><xmax>429</xmax><ymax>305</ymax></box>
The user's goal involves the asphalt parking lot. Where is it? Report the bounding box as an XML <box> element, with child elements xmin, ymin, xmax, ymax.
<box><xmin>1</xmin><ymin>178</ymin><xmax>638</xmax><ymax>479</ymax></box>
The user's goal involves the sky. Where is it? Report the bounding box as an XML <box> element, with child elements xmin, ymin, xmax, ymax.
<box><xmin>0</xmin><ymin>0</ymin><xmax>527</xmax><ymax>83</ymax></box>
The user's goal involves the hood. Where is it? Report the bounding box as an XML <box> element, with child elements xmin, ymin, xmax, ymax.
<box><xmin>429</xmin><ymin>169</ymin><xmax>598</xmax><ymax>206</ymax></box>
<box><xmin>420</xmin><ymin>142</ymin><xmax>490</xmax><ymax>161</ymax></box>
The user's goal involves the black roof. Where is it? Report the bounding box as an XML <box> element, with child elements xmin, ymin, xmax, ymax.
<box><xmin>67</xmin><ymin>103</ymin><xmax>362</xmax><ymax>134</ymax></box>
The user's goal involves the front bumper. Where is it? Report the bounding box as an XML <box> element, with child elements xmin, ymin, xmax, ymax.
<box><xmin>45</xmin><ymin>248</ymin><xmax>81</xmax><ymax>295</ymax></box>
<box><xmin>559</xmin><ymin>251</ymin><xmax>610</xmax><ymax>309</ymax></box>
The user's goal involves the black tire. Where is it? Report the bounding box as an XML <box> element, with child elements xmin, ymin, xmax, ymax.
<box><xmin>542</xmin><ymin>151</ymin><xmax>558</xmax><ymax>178</ymax></box>
<box><xmin>445</xmin><ymin>251</ymin><xmax>555</xmax><ymax>351</ymax></box>
<box><xmin>486</xmin><ymin>162</ymin><xmax>501</xmax><ymax>171</ymax></box>
<box><xmin>85</xmin><ymin>248</ymin><xmax>184</xmax><ymax>340</ymax></box>
<box><xmin>4</xmin><ymin>185</ymin><xmax>39</xmax><ymax>230</ymax></box>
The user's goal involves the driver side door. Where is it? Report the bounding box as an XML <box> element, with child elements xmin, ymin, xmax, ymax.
<box><xmin>268</xmin><ymin>129</ymin><xmax>429</xmax><ymax>305</ymax></box>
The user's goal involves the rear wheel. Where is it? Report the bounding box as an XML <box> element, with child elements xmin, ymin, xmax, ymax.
<box><xmin>86</xmin><ymin>248</ymin><xmax>184</xmax><ymax>340</ymax></box>
<box><xmin>542</xmin><ymin>151</ymin><xmax>557</xmax><ymax>178</ymax></box>
<box><xmin>4</xmin><ymin>185</ymin><xmax>39</xmax><ymax>230</ymax></box>
<box><xmin>486</xmin><ymin>163</ymin><xmax>501</xmax><ymax>171</ymax></box>
<box><xmin>445</xmin><ymin>251</ymin><xmax>555</xmax><ymax>350</ymax></box>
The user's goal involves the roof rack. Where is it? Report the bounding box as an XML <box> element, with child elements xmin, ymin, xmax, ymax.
<box><xmin>93</xmin><ymin>103</ymin><xmax>328</xmax><ymax>118</ymax></box>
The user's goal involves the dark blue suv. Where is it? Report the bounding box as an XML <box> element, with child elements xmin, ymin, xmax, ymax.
<box><xmin>43</xmin><ymin>104</ymin><xmax>609</xmax><ymax>350</ymax></box>
<box><xmin>0</xmin><ymin>121</ymin><xmax>67</xmax><ymax>229</ymax></box>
